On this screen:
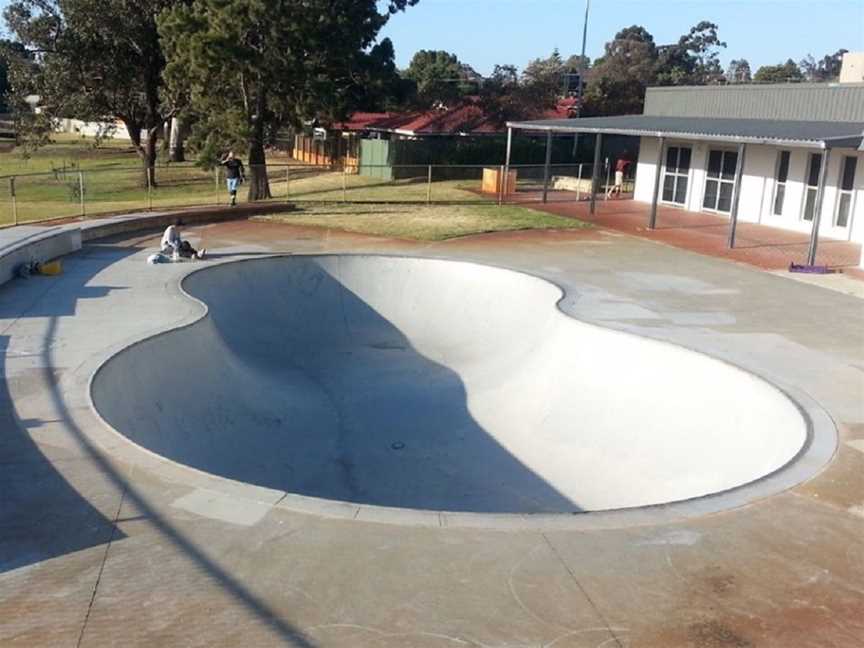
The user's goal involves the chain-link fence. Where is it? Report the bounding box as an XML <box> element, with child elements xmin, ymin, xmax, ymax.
<box><xmin>0</xmin><ymin>160</ymin><xmax>635</xmax><ymax>227</ymax></box>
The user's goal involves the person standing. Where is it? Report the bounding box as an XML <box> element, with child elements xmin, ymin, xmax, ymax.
<box><xmin>220</xmin><ymin>151</ymin><xmax>246</xmax><ymax>206</ymax></box>
<box><xmin>607</xmin><ymin>155</ymin><xmax>632</xmax><ymax>199</ymax></box>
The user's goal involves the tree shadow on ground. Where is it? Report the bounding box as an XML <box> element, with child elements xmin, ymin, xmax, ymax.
<box><xmin>0</xmin><ymin>241</ymin><xmax>317</xmax><ymax>646</ymax></box>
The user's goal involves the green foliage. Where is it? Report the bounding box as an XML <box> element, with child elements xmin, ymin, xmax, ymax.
<box><xmin>0</xmin><ymin>39</ymin><xmax>28</xmax><ymax>113</ymax></box>
<box><xmin>582</xmin><ymin>26</ymin><xmax>659</xmax><ymax>116</ymax></box>
<box><xmin>753</xmin><ymin>59</ymin><xmax>804</xmax><ymax>84</ymax></box>
<box><xmin>726</xmin><ymin>59</ymin><xmax>752</xmax><ymax>83</ymax></box>
<box><xmin>583</xmin><ymin>21</ymin><xmax>726</xmax><ymax>116</ymax></box>
<box><xmin>159</xmin><ymin>0</ymin><xmax>417</xmax><ymax>200</ymax></box>
<box><xmin>3</xmin><ymin>0</ymin><xmax>183</xmax><ymax>182</ymax></box>
<box><xmin>799</xmin><ymin>49</ymin><xmax>848</xmax><ymax>82</ymax></box>
<box><xmin>478</xmin><ymin>49</ymin><xmax>587</xmax><ymax>126</ymax></box>
<box><xmin>405</xmin><ymin>49</ymin><xmax>470</xmax><ymax>106</ymax></box>
<box><xmin>340</xmin><ymin>38</ymin><xmax>416</xmax><ymax>113</ymax></box>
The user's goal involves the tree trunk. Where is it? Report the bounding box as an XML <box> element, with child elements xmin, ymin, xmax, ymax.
<box><xmin>124</xmin><ymin>120</ymin><xmax>158</xmax><ymax>188</ymax></box>
<box><xmin>143</xmin><ymin>131</ymin><xmax>158</xmax><ymax>188</ymax></box>
<box><xmin>162</xmin><ymin>120</ymin><xmax>171</xmax><ymax>155</ymax></box>
<box><xmin>247</xmin><ymin>127</ymin><xmax>271</xmax><ymax>201</ymax></box>
<box><xmin>168</xmin><ymin>117</ymin><xmax>186</xmax><ymax>163</ymax></box>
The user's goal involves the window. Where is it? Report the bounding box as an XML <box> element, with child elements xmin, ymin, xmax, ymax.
<box><xmin>772</xmin><ymin>151</ymin><xmax>790</xmax><ymax>216</ymax></box>
<box><xmin>703</xmin><ymin>149</ymin><xmax>738</xmax><ymax>213</ymax></box>
<box><xmin>662</xmin><ymin>146</ymin><xmax>691</xmax><ymax>205</ymax></box>
<box><xmin>802</xmin><ymin>153</ymin><xmax>822</xmax><ymax>221</ymax></box>
<box><xmin>835</xmin><ymin>156</ymin><xmax>858</xmax><ymax>228</ymax></box>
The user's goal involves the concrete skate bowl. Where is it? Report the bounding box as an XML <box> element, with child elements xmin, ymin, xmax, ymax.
<box><xmin>91</xmin><ymin>255</ymin><xmax>813</xmax><ymax>517</ymax></box>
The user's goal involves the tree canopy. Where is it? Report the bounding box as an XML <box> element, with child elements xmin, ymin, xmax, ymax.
<box><xmin>582</xmin><ymin>25</ymin><xmax>659</xmax><ymax>116</ymax></box>
<box><xmin>726</xmin><ymin>59</ymin><xmax>752</xmax><ymax>83</ymax></box>
<box><xmin>4</xmin><ymin>0</ymin><xmax>183</xmax><ymax>183</ymax></box>
<box><xmin>800</xmin><ymin>49</ymin><xmax>848</xmax><ymax>82</ymax></box>
<box><xmin>583</xmin><ymin>21</ymin><xmax>727</xmax><ymax>116</ymax></box>
<box><xmin>404</xmin><ymin>50</ymin><xmax>472</xmax><ymax>107</ymax></box>
<box><xmin>655</xmin><ymin>21</ymin><xmax>726</xmax><ymax>86</ymax></box>
<box><xmin>753</xmin><ymin>59</ymin><xmax>804</xmax><ymax>84</ymax></box>
<box><xmin>159</xmin><ymin>0</ymin><xmax>417</xmax><ymax>199</ymax></box>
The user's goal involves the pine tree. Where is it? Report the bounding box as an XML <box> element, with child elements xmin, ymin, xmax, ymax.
<box><xmin>159</xmin><ymin>0</ymin><xmax>416</xmax><ymax>200</ymax></box>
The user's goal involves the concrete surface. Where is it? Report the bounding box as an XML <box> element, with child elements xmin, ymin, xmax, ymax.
<box><xmin>91</xmin><ymin>255</ymin><xmax>815</xmax><ymax>515</ymax></box>
<box><xmin>0</xmin><ymin>225</ymin><xmax>81</xmax><ymax>285</ymax></box>
<box><xmin>1</xmin><ymin>220</ymin><xmax>863</xmax><ymax>647</ymax></box>
<box><xmin>0</xmin><ymin>202</ymin><xmax>297</xmax><ymax>287</ymax></box>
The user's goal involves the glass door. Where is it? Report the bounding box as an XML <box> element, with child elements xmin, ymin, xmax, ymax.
<box><xmin>802</xmin><ymin>153</ymin><xmax>822</xmax><ymax>221</ymax></box>
<box><xmin>834</xmin><ymin>156</ymin><xmax>857</xmax><ymax>229</ymax></box>
<box><xmin>662</xmin><ymin>146</ymin><xmax>691</xmax><ymax>206</ymax></box>
<box><xmin>703</xmin><ymin>149</ymin><xmax>738</xmax><ymax>213</ymax></box>
<box><xmin>772</xmin><ymin>151</ymin><xmax>790</xmax><ymax>216</ymax></box>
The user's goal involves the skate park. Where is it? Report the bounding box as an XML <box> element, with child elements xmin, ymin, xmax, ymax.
<box><xmin>2</xmin><ymin>206</ymin><xmax>862</xmax><ymax>646</ymax></box>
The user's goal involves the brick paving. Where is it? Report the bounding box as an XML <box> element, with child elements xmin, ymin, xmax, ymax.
<box><xmin>515</xmin><ymin>192</ymin><xmax>863</xmax><ymax>272</ymax></box>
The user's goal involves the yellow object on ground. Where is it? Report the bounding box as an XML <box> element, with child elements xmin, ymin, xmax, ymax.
<box><xmin>39</xmin><ymin>260</ymin><xmax>62</xmax><ymax>275</ymax></box>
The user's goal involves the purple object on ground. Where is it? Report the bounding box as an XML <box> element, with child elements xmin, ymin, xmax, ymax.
<box><xmin>789</xmin><ymin>263</ymin><xmax>832</xmax><ymax>274</ymax></box>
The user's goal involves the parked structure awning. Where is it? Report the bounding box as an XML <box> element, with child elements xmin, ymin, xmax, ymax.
<box><xmin>506</xmin><ymin>115</ymin><xmax>864</xmax><ymax>150</ymax></box>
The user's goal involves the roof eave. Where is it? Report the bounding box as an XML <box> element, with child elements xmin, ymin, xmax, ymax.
<box><xmin>505</xmin><ymin>122</ymin><xmax>828</xmax><ymax>149</ymax></box>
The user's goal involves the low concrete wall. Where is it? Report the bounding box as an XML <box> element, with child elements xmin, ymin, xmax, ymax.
<box><xmin>0</xmin><ymin>226</ymin><xmax>82</xmax><ymax>286</ymax></box>
<box><xmin>0</xmin><ymin>203</ymin><xmax>297</xmax><ymax>288</ymax></box>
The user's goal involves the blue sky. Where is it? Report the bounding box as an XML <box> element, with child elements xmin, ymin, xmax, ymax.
<box><xmin>0</xmin><ymin>0</ymin><xmax>860</xmax><ymax>77</ymax></box>
<box><xmin>378</xmin><ymin>0</ymin><xmax>864</xmax><ymax>75</ymax></box>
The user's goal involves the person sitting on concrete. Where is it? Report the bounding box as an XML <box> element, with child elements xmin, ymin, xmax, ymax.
<box><xmin>161</xmin><ymin>219</ymin><xmax>205</xmax><ymax>260</ymax></box>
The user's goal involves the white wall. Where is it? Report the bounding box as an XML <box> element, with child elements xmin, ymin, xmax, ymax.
<box><xmin>633</xmin><ymin>137</ymin><xmax>864</xmax><ymax>243</ymax></box>
<box><xmin>55</xmin><ymin>118</ymin><xmax>132</xmax><ymax>140</ymax></box>
<box><xmin>633</xmin><ymin>136</ymin><xmax>660</xmax><ymax>202</ymax></box>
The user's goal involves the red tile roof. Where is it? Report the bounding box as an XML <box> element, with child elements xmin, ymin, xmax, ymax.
<box><xmin>335</xmin><ymin>97</ymin><xmax>578</xmax><ymax>136</ymax></box>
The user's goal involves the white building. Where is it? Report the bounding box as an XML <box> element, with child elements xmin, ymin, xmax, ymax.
<box><xmin>507</xmin><ymin>82</ymin><xmax>864</xmax><ymax>257</ymax></box>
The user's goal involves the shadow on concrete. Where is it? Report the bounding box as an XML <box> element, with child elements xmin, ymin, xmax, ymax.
<box><xmin>94</xmin><ymin>256</ymin><xmax>579</xmax><ymax>514</ymax></box>
<box><xmin>0</xmin><ymin>333</ymin><xmax>126</xmax><ymax>573</ymax></box>
<box><xmin>0</xmin><ymin>241</ymin><xmax>317</xmax><ymax>646</ymax></box>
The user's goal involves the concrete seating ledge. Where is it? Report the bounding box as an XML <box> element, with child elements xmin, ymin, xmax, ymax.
<box><xmin>0</xmin><ymin>203</ymin><xmax>296</xmax><ymax>288</ymax></box>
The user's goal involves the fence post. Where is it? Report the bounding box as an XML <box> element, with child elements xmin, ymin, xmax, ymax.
<box><xmin>285</xmin><ymin>166</ymin><xmax>291</xmax><ymax>201</ymax></box>
<box><xmin>78</xmin><ymin>171</ymin><xmax>86</xmax><ymax>219</ymax></box>
<box><xmin>146</xmin><ymin>167</ymin><xmax>153</xmax><ymax>211</ymax></box>
<box><xmin>426</xmin><ymin>165</ymin><xmax>432</xmax><ymax>206</ymax></box>
<box><xmin>498</xmin><ymin>165</ymin><xmax>504</xmax><ymax>206</ymax></box>
<box><xmin>342</xmin><ymin>166</ymin><xmax>347</xmax><ymax>203</ymax></box>
<box><xmin>10</xmin><ymin>177</ymin><xmax>17</xmax><ymax>226</ymax></box>
<box><xmin>577</xmin><ymin>163</ymin><xmax>584</xmax><ymax>201</ymax></box>
<box><xmin>606</xmin><ymin>159</ymin><xmax>613</xmax><ymax>200</ymax></box>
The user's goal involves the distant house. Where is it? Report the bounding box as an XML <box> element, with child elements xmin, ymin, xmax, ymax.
<box><xmin>292</xmin><ymin>97</ymin><xmax>580</xmax><ymax>176</ymax></box>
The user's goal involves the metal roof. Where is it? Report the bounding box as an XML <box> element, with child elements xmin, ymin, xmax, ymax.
<box><xmin>644</xmin><ymin>83</ymin><xmax>864</xmax><ymax>122</ymax></box>
<box><xmin>506</xmin><ymin>115</ymin><xmax>864</xmax><ymax>149</ymax></box>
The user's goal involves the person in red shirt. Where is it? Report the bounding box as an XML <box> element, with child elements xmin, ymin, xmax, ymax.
<box><xmin>607</xmin><ymin>155</ymin><xmax>632</xmax><ymax>198</ymax></box>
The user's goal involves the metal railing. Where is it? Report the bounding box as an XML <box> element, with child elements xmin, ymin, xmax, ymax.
<box><xmin>0</xmin><ymin>161</ymin><xmax>636</xmax><ymax>227</ymax></box>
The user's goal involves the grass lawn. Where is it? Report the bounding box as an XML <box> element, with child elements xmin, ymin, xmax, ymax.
<box><xmin>0</xmin><ymin>138</ymin><xmax>584</xmax><ymax>231</ymax></box>
<box><xmin>252</xmin><ymin>202</ymin><xmax>590</xmax><ymax>241</ymax></box>
<box><xmin>0</xmin><ymin>132</ymin><xmax>144</xmax><ymax>176</ymax></box>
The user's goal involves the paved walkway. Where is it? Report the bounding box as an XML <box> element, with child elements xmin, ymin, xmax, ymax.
<box><xmin>515</xmin><ymin>194</ymin><xmax>863</xmax><ymax>272</ymax></box>
<box><xmin>2</xmin><ymin>221</ymin><xmax>863</xmax><ymax>647</ymax></box>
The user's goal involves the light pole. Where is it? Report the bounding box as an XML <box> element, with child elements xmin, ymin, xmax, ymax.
<box><xmin>576</xmin><ymin>0</ymin><xmax>590</xmax><ymax>117</ymax></box>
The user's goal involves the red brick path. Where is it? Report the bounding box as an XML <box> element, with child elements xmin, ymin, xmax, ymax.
<box><xmin>515</xmin><ymin>193</ymin><xmax>863</xmax><ymax>272</ymax></box>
